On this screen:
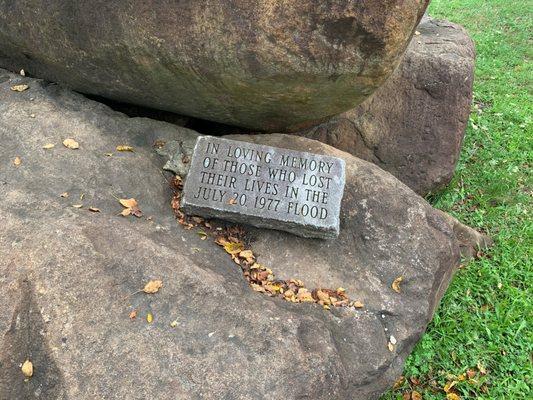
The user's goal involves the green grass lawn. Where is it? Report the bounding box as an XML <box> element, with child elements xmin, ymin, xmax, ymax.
<box><xmin>382</xmin><ymin>1</ymin><xmax>532</xmax><ymax>399</ymax></box>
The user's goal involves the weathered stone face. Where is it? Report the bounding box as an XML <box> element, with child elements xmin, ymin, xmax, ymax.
<box><xmin>0</xmin><ymin>0</ymin><xmax>429</xmax><ymax>131</ymax></box>
<box><xmin>182</xmin><ymin>136</ymin><xmax>345</xmax><ymax>239</ymax></box>
<box><xmin>0</xmin><ymin>69</ymin><xmax>490</xmax><ymax>400</ymax></box>
<box><xmin>293</xmin><ymin>17</ymin><xmax>476</xmax><ymax>195</ymax></box>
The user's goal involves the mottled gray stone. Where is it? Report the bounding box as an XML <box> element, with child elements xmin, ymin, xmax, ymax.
<box><xmin>181</xmin><ymin>136</ymin><xmax>345</xmax><ymax>239</ymax></box>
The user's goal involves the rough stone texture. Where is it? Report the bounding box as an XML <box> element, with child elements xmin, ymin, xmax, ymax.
<box><xmin>0</xmin><ymin>70</ymin><xmax>488</xmax><ymax>399</ymax></box>
<box><xmin>181</xmin><ymin>136</ymin><xmax>345</xmax><ymax>239</ymax></box>
<box><xmin>0</xmin><ymin>0</ymin><xmax>428</xmax><ymax>131</ymax></box>
<box><xmin>294</xmin><ymin>17</ymin><xmax>476</xmax><ymax>195</ymax></box>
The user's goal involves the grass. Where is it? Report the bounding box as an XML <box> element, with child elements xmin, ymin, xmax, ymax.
<box><xmin>381</xmin><ymin>1</ymin><xmax>532</xmax><ymax>399</ymax></box>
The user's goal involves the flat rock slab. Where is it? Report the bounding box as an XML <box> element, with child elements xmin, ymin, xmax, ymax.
<box><xmin>182</xmin><ymin>136</ymin><xmax>345</xmax><ymax>239</ymax></box>
<box><xmin>0</xmin><ymin>69</ymin><xmax>488</xmax><ymax>400</ymax></box>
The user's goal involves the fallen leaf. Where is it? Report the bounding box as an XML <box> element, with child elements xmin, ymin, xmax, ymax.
<box><xmin>63</xmin><ymin>138</ymin><xmax>79</xmax><ymax>149</ymax></box>
<box><xmin>197</xmin><ymin>231</ymin><xmax>208</xmax><ymax>240</ymax></box>
<box><xmin>444</xmin><ymin>381</ymin><xmax>457</xmax><ymax>393</ymax></box>
<box><xmin>60</xmin><ymin>192</ymin><xmax>69</xmax><ymax>198</ymax></box>
<box><xmin>21</xmin><ymin>360</ymin><xmax>33</xmax><ymax>377</ymax></box>
<box><xmin>120</xmin><ymin>208</ymin><xmax>132</xmax><ymax>216</ymax></box>
<box><xmin>170</xmin><ymin>320</ymin><xmax>178</xmax><ymax>328</ymax></box>
<box><xmin>88</xmin><ymin>207</ymin><xmax>100</xmax><ymax>213</ymax></box>
<box><xmin>116</xmin><ymin>145</ymin><xmax>134</xmax><ymax>152</ymax></box>
<box><xmin>414</xmin><ymin>30</ymin><xmax>421</xmax><ymax>36</ymax></box>
<box><xmin>388</xmin><ymin>342</ymin><xmax>394</xmax><ymax>352</ymax></box>
<box><xmin>446</xmin><ymin>394</ymin><xmax>460</xmax><ymax>400</ymax></box>
<box><xmin>42</xmin><ymin>143</ymin><xmax>55</xmax><ymax>149</ymax></box>
<box><xmin>393</xmin><ymin>376</ymin><xmax>405</xmax><ymax>390</ymax></box>
<box><xmin>72</xmin><ymin>204</ymin><xmax>83</xmax><ymax>208</ymax></box>
<box><xmin>392</xmin><ymin>276</ymin><xmax>403</xmax><ymax>293</ymax></box>
<box><xmin>146</xmin><ymin>313</ymin><xmax>153</xmax><ymax>323</ymax></box>
<box><xmin>466</xmin><ymin>369</ymin><xmax>476</xmax><ymax>379</ymax></box>
<box><xmin>119</xmin><ymin>198</ymin><xmax>138</xmax><ymax>209</ymax></box>
<box><xmin>222</xmin><ymin>241</ymin><xmax>244</xmax><ymax>255</ymax></box>
<box><xmin>129</xmin><ymin>310</ymin><xmax>137</xmax><ymax>320</ymax></box>
<box><xmin>411</xmin><ymin>391</ymin><xmax>422</xmax><ymax>400</ymax></box>
<box><xmin>143</xmin><ymin>279</ymin><xmax>163</xmax><ymax>294</ymax></box>
<box><xmin>13</xmin><ymin>156</ymin><xmax>21</xmax><ymax>166</ymax></box>
<box><xmin>11</xmin><ymin>84</ymin><xmax>29</xmax><ymax>92</ymax></box>
<box><xmin>353</xmin><ymin>301</ymin><xmax>364</xmax><ymax>308</ymax></box>
<box><xmin>105</xmin><ymin>152</ymin><xmax>113</xmax><ymax>157</ymax></box>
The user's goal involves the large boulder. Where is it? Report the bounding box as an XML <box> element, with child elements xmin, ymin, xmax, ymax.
<box><xmin>0</xmin><ymin>1</ymin><xmax>428</xmax><ymax>131</ymax></box>
<box><xmin>0</xmin><ymin>70</ymin><xmax>488</xmax><ymax>399</ymax></box>
<box><xmin>294</xmin><ymin>17</ymin><xmax>475</xmax><ymax>195</ymax></box>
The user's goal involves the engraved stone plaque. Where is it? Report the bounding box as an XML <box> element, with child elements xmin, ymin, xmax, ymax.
<box><xmin>181</xmin><ymin>136</ymin><xmax>345</xmax><ymax>239</ymax></box>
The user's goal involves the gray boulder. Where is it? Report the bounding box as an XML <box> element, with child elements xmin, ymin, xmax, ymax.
<box><xmin>294</xmin><ymin>17</ymin><xmax>475</xmax><ymax>195</ymax></box>
<box><xmin>0</xmin><ymin>70</ymin><xmax>488</xmax><ymax>399</ymax></box>
<box><xmin>0</xmin><ymin>0</ymin><xmax>428</xmax><ymax>131</ymax></box>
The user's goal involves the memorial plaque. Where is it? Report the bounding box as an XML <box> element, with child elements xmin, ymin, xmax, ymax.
<box><xmin>181</xmin><ymin>136</ymin><xmax>345</xmax><ymax>239</ymax></box>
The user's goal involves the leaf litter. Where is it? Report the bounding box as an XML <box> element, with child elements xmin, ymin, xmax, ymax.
<box><xmin>169</xmin><ymin>175</ymin><xmax>363</xmax><ymax>311</ymax></box>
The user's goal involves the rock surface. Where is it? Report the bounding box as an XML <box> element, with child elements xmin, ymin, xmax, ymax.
<box><xmin>0</xmin><ymin>0</ymin><xmax>428</xmax><ymax>131</ymax></box>
<box><xmin>0</xmin><ymin>70</ymin><xmax>485</xmax><ymax>399</ymax></box>
<box><xmin>294</xmin><ymin>17</ymin><xmax>475</xmax><ymax>195</ymax></box>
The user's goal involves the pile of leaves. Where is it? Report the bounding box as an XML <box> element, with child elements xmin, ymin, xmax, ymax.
<box><xmin>169</xmin><ymin>175</ymin><xmax>363</xmax><ymax>310</ymax></box>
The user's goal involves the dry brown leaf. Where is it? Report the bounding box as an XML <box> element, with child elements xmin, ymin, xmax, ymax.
<box><xmin>63</xmin><ymin>138</ymin><xmax>79</xmax><ymax>149</ymax></box>
<box><xmin>353</xmin><ymin>301</ymin><xmax>364</xmax><ymax>308</ymax></box>
<box><xmin>392</xmin><ymin>276</ymin><xmax>403</xmax><ymax>293</ymax></box>
<box><xmin>11</xmin><ymin>84</ymin><xmax>29</xmax><ymax>92</ymax></box>
<box><xmin>411</xmin><ymin>391</ymin><xmax>422</xmax><ymax>400</ymax></box>
<box><xmin>297</xmin><ymin>289</ymin><xmax>314</xmax><ymax>302</ymax></box>
<box><xmin>13</xmin><ymin>156</ymin><xmax>21</xmax><ymax>166</ymax></box>
<box><xmin>129</xmin><ymin>310</ymin><xmax>137</xmax><ymax>320</ymax></box>
<box><xmin>443</xmin><ymin>381</ymin><xmax>457</xmax><ymax>393</ymax></box>
<box><xmin>116</xmin><ymin>145</ymin><xmax>134</xmax><ymax>152</ymax></box>
<box><xmin>393</xmin><ymin>376</ymin><xmax>405</xmax><ymax>390</ymax></box>
<box><xmin>120</xmin><ymin>208</ymin><xmax>132</xmax><ymax>216</ymax></box>
<box><xmin>42</xmin><ymin>143</ymin><xmax>55</xmax><ymax>149</ymax></box>
<box><xmin>21</xmin><ymin>360</ymin><xmax>33</xmax><ymax>377</ymax></box>
<box><xmin>466</xmin><ymin>369</ymin><xmax>476</xmax><ymax>379</ymax></box>
<box><xmin>119</xmin><ymin>198</ymin><xmax>138</xmax><ymax>209</ymax></box>
<box><xmin>88</xmin><ymin>207</ymin><xmax>100</xmax><ymax>213</ymax></box>
<box><xmin>143</xmin><ymin>279</ymin><xmax>163</xmax><ymax>294</ymax></box>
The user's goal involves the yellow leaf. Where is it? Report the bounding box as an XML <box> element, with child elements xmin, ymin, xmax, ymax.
<box><xmin>13</xmin><ymin>156</ymin><xmax>21</xmax><ymax>166</ymax></box>
<box><xmin>119</xmin><ymin>198</ymin><xmax>138</xmax><ymax>209</ymax></box>
<box><xmin>444</xmin><ymin>381</ymin><xmax>457</xmax><ymax>393</ymax></box>
<box><xmin>11</xmin><ymin>84</ymin><xmax>29</xmax><ymax>92</ymax></box>
<box><xmin>223</xmin><ymin>241</ymin><xmax>244</xmax><ymax>255</ymax></box>
<box><xmin>116</xmin><ymin>145</ymin><xmax>134</xmax><ymax>152</ymax></box>
<box><xmin>143</xmin><ymin>279</ymin><xmax>163</xmax><ymax>294</ymax></box>
<box><xmin>146</xmin><ymin>313</ymin><xmax>153</xmax><ymax>323</ymax></box>
<box><xmin>21</xmin><ymin>360</ymin><xmax>33</xmax><ymax>377</ymax></box>
<box><xmin>42</xmin><ymin>143</ymin><xmax>55</xmax><ymax>149</ymax></box>
<box><xmin>353</xmin><ymin>301</ymin><xmax>364</xmax><ymax>308</ymax></box>
<box><xmin>120</xmin><ymin>208</ymin><xmax>132</xmax><ymax>216</ymax></box>
<box><xmin>170</xmin><ymin>320</ymin><xmax>178</xmax><ymax>328</ymax></box>
<box><xmin>63</xmin><ymin>138</ymin><xmax>79</xmax><ymax>149</ymax></box>
<box><xmin>388</xmin><ymin>342</ymin><xmax>394</xmax><ymax>352</ymax></box>
<box><xmin>446</xmin><ymin>394</ymin><xmax>461</xmax><ymax>400</ymax></box>
<box><xmin>392</xmin><ymin>276</ymin><xmax>403</xmax><ymax>293</ymax></box>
